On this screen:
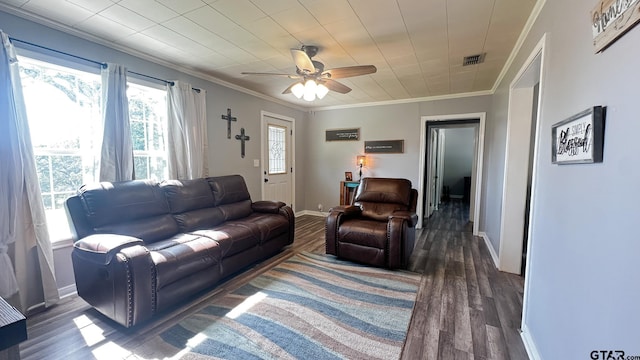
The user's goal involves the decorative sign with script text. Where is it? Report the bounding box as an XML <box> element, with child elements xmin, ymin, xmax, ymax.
<box><xmin>592</xmin><ymin>0</ymin><xmax>640</xmax><ymax>52</ymax></box>
<box><xmin>552</xmin><ymin>106</ymin><xmax>605</xmax><ymax>164</ymax></box>
<box><xmin>326</xmin><ymin>128</ymin><xmax>360</xmax><ymax>141</ymax></box>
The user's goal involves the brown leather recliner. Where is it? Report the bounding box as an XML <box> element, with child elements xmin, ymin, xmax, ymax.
<box><xmin>325</xmin><ymin>177</ymin><xmax>418</xmax><ymax>269</ymax></box>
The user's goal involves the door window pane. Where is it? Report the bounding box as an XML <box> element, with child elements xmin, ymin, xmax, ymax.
<box><xmin>268</xmin><ymin>125</ymin><xmax>287</xmax><ymax>175</ymax></box>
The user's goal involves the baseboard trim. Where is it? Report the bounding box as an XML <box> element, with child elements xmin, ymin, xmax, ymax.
<box><xmin>295</xmin><ymin>210</ymin><xmax>328</xmax><ymax>217</ymax></box>
<box><xmin>59</xmin><ymin>284</ymin><xmax>77</xmax><ymax>299</ymax></box>
<box><xmin>479</xmin><ymin>231</ymin><xmax>500</xmax><ymax>268</ymax></box>
<box><xmin>520</xmin><ymin>325</ymin><xmax>542</xmax><ymax>360</ymax></box>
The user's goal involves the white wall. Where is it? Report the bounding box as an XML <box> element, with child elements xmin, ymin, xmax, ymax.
<box><xmin>493</xmin><ymin>0</ymin><xmax>640</xmax><ymax>357</ymax></box>
<box><xmin>442</xmin><ymin>128</ymin><xmax>474</xmax><ymax>197</ymax></box>
<box><xmin>306</xmin><ymin>96</ymin><xmax>492</xmax><ymax>214</ymax></box>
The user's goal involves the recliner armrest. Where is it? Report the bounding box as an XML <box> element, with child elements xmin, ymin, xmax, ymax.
<box><xmin>252</xmin><ymin>200</ymin><xmax>286</xmax><ymax>213</ymax></box>
<box><xmin>74</xmin><ymin>234</ymin><xmax>145</xmax><ymax>265</ymax></box>
<box><xmin>390</xmin><ymin>210</ymin><xmax>418</xmax><ymax>227</ymax></box>
<box><xmin>328</xmin><ymin>205</ymin><xmax>362</xmax><ymax>217</ymax></box>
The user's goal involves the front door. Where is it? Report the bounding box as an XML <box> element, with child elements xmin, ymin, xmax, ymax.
<box><xmin>262</xmin><ymin>113</ymin><xmax>294</xmax><ymax>208</ymax></box>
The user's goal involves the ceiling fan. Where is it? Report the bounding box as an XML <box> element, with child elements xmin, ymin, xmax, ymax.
<box><xmin>241</xmin><ymin>45</ymin><xmax>377</xmax><ymax>101</ymax></box>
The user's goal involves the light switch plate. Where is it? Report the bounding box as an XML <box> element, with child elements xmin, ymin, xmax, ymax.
<box><xmin>253</xmin><ymin>159</ymin><xmax>260</xmax><ymax>167</ymax></box>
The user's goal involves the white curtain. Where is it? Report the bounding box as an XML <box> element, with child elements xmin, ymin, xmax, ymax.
<box><xmin>0</xmin><ymin>31</ymin><xmax>59</xmax><ymax>311</ymax></box>
<box><xmin>99</xmin><ymin>63</ymin><xmax>134</xmax><ymax>181</ymax></box>
<box><xmin>167</xmin><ymin>81</ymin><xmax>208</xmax><ymax>179</ymax></box>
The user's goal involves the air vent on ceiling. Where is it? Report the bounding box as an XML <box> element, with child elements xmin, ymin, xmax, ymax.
<box><xmin>463</xmin><ymin>53</ymin><xmax>485</xmax><ymax>66</ymax></box>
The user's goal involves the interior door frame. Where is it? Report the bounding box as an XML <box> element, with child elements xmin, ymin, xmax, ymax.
<box><xmin>260</xmin><ymin>110</ymin><xmax>296</xmax><ymax>211</ymax></box>
<box><xmin>417</xmin><ymin>112</ymin><xmax>486</xmax><ymax>235</ymax></box>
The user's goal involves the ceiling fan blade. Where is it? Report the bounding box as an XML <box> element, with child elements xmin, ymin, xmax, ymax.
<box><xmin>241</xmin><ymin>72</ymin><xmax>300</xmax><ymax>79</ymax></box>
<box><xmin>322</xmin><ymin>65</ymin><xmax>377</xmax><ymax>79</ymax></box>
<box><xmin>322</xmin><ymin>79</ymin><xmax>352</xmax><ymax>94</ymax></box>
<box><xmin>291</xmin><ymin>49</ymin><xmax>315</xmax><ymax>73</ymax></box>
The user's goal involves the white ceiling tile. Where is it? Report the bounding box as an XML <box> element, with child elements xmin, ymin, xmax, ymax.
<box><xmin>212</xmin><ymin>0</ymin><xmax>266</xmax><ymax>25</ymax></box>
<box><xmin>243</xmin><ymin>17</ymin><xmax>289</xmax><ymax>40</ymax></box>
<box><xmin>118</xmin><ymin>0</ymin><xmax>179</xmax><ymax>23</ymax></box>
<box><xmin>99</xmin><ymin>4</ymin><xmax>155</xmax><ymax>31</ymax></box>
<box><xmin>298</xmin><ymin>0</ymin><xmax>358</xmax><ymax>25</ymax></box>
<box><xmin>66</xmin><ymin>0</ymin><xmax>113</xmax><ymax>13</ymax></box>
<box><xmin>74</xmin><ymin>14</ymin><xmax>136</xmax><ymax>42</ymax></box>
<box><xmin>156</xmin><ymin>0</ymin><xmax>207</xmax><ymax>14</ymax></box>
<box><xmin>250</xmin><ymin>0</ymin><xmax>300</xmax><ymax>16</ymax></box>
<box><xmin>23</xmin><ymin>0</ymin><xmax>94</xmax><ymax>25</ymax></box>
<box><xmin>269</xmin><ymin>3</ymin><xmax>321</xmax><ymax>34</ymax></box>
<box><xmin>116</xmin><ymin>32</ymin><xmax>171</xmax><ymax>54</ymax></box>
<box><xmin>2</xmin><ymin>0</ymin><xmax>30</xmax><ymax>6</ymax></box>
<box><xmin>162</xmin><ymin>16</ymin><xmax>233</xmax><ymax>50</ymax></box>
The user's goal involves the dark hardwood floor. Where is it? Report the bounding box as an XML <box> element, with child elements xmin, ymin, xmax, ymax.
<box><xmin>19</xmin><ymin>202</ymin><xmax>527</xmax><ymax>359</ymax></box>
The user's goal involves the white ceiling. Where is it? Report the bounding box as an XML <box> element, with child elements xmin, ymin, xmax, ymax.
<box><xmin>0</xmin><ymin>0</ymin><xmax>538</xmax><ymax>108</ymax></box>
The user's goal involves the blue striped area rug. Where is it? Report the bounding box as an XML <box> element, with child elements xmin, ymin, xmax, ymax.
<box><xmin>135</xmin><ymin>252</ymin><xmax>421</xmax><ymax>360</ymax></box>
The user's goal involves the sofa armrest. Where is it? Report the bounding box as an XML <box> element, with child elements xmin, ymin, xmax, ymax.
<box><xmin>390</xmin><ymin>210</ymin><xmax>418</xmax><ymax>228</ymax></box>
<box><xmin>73</xmin><ymin>234</ymin><xmax>144</xmax><ymax>265</ymax></box>
<box><xmin>252</xmin><ymin>200</ymin><xmax>286</xmax><ymax>214</ymax></box>
<box><xmin>325</xmin><ymin>205</ymin><xmax>362</xmax><ymax>256</ymax></box>
<box><xmin>72</xmin><ymin>235</ymin><xmax>154</xmax><ymax>327</ymax></box>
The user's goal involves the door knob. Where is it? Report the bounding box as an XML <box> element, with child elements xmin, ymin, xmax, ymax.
<box><xmin>264</xmin><ymin>178</ymin><xmax>269</xmax><ymax>183</ymax></box>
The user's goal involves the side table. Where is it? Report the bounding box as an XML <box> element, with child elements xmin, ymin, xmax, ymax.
<box><xmin>0</xmin><ymin>297</ymin><xmax>27</xmax><ymax>360</ymax></box>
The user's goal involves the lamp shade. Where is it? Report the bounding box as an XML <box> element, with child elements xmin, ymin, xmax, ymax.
<box><xmin>316</xmin><ymin>83</ymin><xmax>329</xmax><ymax>99</ymax></box>
<box><xmin>356</xmin><ymin>155</ymin><xmax>366</xmax><ymax>167</ymax></box>
<box><xmin>303</xmin><ymin>79</ymin><xmax>317</xmax><ymax>101</ymax></box>
<box><xmin>291</xmin><ymin>82</ymin><xmax>305</xmax><ymax>98</ymax></box>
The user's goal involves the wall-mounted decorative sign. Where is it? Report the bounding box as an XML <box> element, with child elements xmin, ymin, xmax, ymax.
<box><xmin>592</xmin><ymin>0</ymin><xmax>640</xmax><ymax>53</ymax></box>
<box><xmin>364</xmin><ymin>140</ymin><xmax>404</xmax><ymax>154</ymax></box>
<box><xmin>326</xmin><ymin>128</ymin><xmax>360</xmax><ymax>141</ymax></box>
<box><xmin>552</xmin><ymin>106</ymin><xmax>605</xmax><ymax>164</ymax></box>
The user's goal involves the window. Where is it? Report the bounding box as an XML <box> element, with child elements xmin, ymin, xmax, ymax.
<box><xmin>19</xmin><ymin>57</ymin><xmax>102</xmax><ymax>241</ymax></box>
<box><xmin>127</xmin><ymin>82</ymin><xmax>168</xmax><ymax>181</ymax></box>
<box><xmin>268</xmin><ymin>124</ymin><xmax>287</xmax><ymax>175</ymax></box>
<box><xmin>19</xmin><ymin>56</ymin><xmax>169</xmax><ymax>242</ymax></box>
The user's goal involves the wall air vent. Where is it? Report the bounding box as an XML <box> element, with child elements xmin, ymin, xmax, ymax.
<box><xmin>463</xmin><ymin>53</ymin><xmax>485</xmax><ymax>66</ymax></box>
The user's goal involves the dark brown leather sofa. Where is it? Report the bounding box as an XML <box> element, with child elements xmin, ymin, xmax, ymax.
<box><xmin>325</xmin><ymin>177</ymin><xmax>417</xmax><ymax>269</ymax></box>
<box><xmin>65</xmin><ymin>175</ymin><xmax>294</xmax><ymax>327</ymax></box>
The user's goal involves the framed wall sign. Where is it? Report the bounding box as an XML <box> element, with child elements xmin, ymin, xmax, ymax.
<box><xmin>326</xmin><ymin>128</ymin><xmax>359</xmax><ymax>141</ymax></box>
<box><xmin>364</xmin><ymin>140</ymin><xmax>404</xmax><ymax>154</ymax></box>
<box><xmin>552</xmin><ymin>106</ymin><xmax>605</xmax><ymax>164</ymax></box>
<box><xmin>592</xmin><ymin>0</ymin><xmax>640</xmax><ymax>53</ymax></box>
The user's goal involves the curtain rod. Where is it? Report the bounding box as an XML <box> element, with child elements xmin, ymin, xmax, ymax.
<box><xmin>9</xmin><ymin>37</ymin><xmax>201</xmax><ymax>92</ymax></box>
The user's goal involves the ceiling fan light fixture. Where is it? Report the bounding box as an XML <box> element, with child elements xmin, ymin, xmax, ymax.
<box><xmin>316</xmin><ymin>83</ymin><xmax>329</xmax><ymax>99</ymax></box>
<box><xmin>303</xmin><ymin>79</ymin><xmax>317</xmax><ymax>101</ymax></box>
<box><xmin>291</xmin><ymin>82</ymin><xmax>305</xmax><ymax>98</ymax></box>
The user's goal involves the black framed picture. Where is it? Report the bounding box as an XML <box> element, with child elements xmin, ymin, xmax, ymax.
<box><xmin>551</xmin><ymin>106</ymin><xmax>605</xmax><ymax>164</ymax></box>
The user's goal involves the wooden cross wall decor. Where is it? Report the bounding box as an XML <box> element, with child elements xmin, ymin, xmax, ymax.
<box><xmin>235</xmin><ymin>128</ymin><xmax>250</xmax><ymax>158</ymax></box>
<box><xmin>221</xmin><ymin>108</ymin><xmax>237</xmax><ymax>139</ymax></box>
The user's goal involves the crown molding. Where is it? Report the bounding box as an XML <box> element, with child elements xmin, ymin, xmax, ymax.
<box><xmin>310</xmin><ymin>90</ymin><xmax>494</xmax><ymax>111</ymax></box>
<box><xmin>491</xmin><ymin>0</ymin><xmax>547</xmax><ymax>93</ymax></box>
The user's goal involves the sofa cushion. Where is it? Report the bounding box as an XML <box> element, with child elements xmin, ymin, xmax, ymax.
<box><xmin>337</xmin><ymin>218</ymin><xmax>388</xmax><ymax>249</ymax></box>
<box><xmin>190</xmin><ymin>225</ymin><xmax>259</xmax><ymax>258</ymax></box>
<box><xmin>95</xmin><ymin>214</ymin><xmax>180</xmax><ymax>244</ymax></box>
<box><xmin>217</xmin><ymin>200</ymin><xmax>253</xmax><ymax>222</ymax></box>
<box><xmin>79</xmin><ymin>180</ymin><xmax>170</xmax><ymax>228</ymax></box>
<box><xmin>173</xmin><ymin>207</ymin><xmax>225</xmax><ymax>232</ymax></box>
<box><xmin>161</xmin><ymin>179</ymin><xmax>215</xmax><ymax>213</ymax></box>
<box><xmin>147</xmin><ymin>233</ymin><xmax>222</xmax><ymax>289</ymax></box>
<box><xmin>207</xmin><ymin>175</ymin><xmax>251</xmax><ymax>206</ymax></box>
<box><xmin>226</xmin><ymin>212</ymin><xmax>289</xmax><ymax>244</ymax></box>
